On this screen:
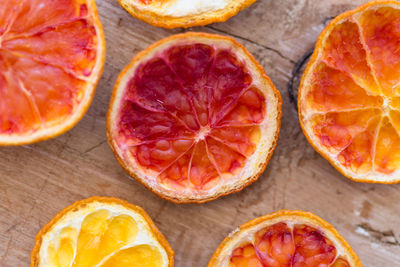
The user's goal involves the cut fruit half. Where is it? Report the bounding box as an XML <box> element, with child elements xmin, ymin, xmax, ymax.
<box><xmin>117</xmin><ymin>0</ymin><xmax>256</xmax><ymax>28</ymax></box>
<box><xmin>107</xmin><ymin>32</ymin><xmax>281</xmax><ymax>203</ymax></box>
<box><xmin>208</xmin><ymin>210</ymin><xmax>361</xmax><ymax>267</ymax></box>
<box><xmin>31</xmin><ymin>197</ymin><xmax>174</xmax><ymax>267</ymax></box>
<box><xmin>0</xmin><ymin>0</ymin><xmax>105</xmax><ymax>145</ymax></box>
<box><xmin>299</xmin><ymin>1</ymin><xmax>400</xmax><ymax>183</ymax></box>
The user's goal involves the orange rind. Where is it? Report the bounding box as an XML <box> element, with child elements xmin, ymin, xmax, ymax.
<box><xmin>107</xmin><ymin>32</ymin><xmax>281</xmax><ymax>203</ymax></box>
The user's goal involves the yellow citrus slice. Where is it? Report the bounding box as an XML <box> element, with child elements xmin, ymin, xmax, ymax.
<box><xmin>208</xmin><ymin>210</ymin><xmax>361</xmax><ymax>267</ymax></box>
<box><xmin>0</xmin><ymin>0</ymin><xmax>105</xmax><ymax>145</ymax></box>
<box><xmin>31</xmin><ymin>197</ymin><xmax>174</xmax><ymax>267</ymax></box>
<box><xmin>299</xmin><ymin>1</ymin><xmax>400</xmax><ymax>183</ymax></box>
<box><xmin>107</xmin><ymin>32</ymin><xmax>281</xmax><ymax>203</ymax></box>
<box><xmin>117</xmin><ymin>0</ymin><xmax>256</xmax><ymax>28</ymax></box>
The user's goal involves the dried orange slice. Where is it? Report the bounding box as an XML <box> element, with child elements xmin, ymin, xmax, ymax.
<box><xmin>117</xmin><ymin>0</ymin><xmax>256</xmax><ymax>28</ymax></box>
<box><xmin>31</xmin><ymin>197</ymin><xmax>174</xmax><ymax>267</ymax></box>
<box><xmin>208</xmin><ymin>210</ymin><xmax>361</xmax><ymax>267</ymax></box>
<box><xmin>299</xmin><ymin>1</ymin><xmax>400</xmax><ymax>183</ymax></box>
<box><xmin>107</xmin><ymin>32</ymin><xmax>281</xmax><ymax>203</ymax></box>
<box><xmin>0</xmin><ymin>0</ymin><xmax>105</xmax><ymax>145</ymax></box>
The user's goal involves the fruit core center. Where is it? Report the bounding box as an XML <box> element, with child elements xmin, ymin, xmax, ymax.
<box><xmin>382</xmin><ymin>97</ymin><xmax>392</xmax><ymax>115</ymax></box>
<box><xmin>195</xmin><ymin>126</ymin><xmax>211</xmax><ymax>141</ymax></box>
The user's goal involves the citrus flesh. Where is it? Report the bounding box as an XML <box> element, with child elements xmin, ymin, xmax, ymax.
<box><xmin>117</xmin><ymin>0</ymin><xmax>256</xmax><ymax>28</ymax></box>
<box><xmin>299</xmin><ymin>1</ymin><xmax>400</xmax><ymax>183</ymax></box>
<box><xmin>208</xmin><ymin>211</ymin><xmax>361</xmax><ymax>267</ymax></box>
<box><xmin>108</xmin><ymin>33</ymin><xmax>281</xmax><ymax>203</ymax></box>
<box><xmin>0</xmin><ymin>0</ymin><xmax>104</xmax><ymax>145</ymax></box>
<box><xmin>31</xmin><ymin>197</ymin><xmax>173</xmax><ymax>267</ymax></box>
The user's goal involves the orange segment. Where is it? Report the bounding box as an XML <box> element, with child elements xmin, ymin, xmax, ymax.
<box><xmin>206</xmin><ymin>137</ymin><xmax>246</xmax><ymax>179</ymax></box>
<box><xmin>208</xmin><ymin>210</ymin><xmax>360</xmax><ymax>267</ymax></box>
<box><xmin>356</xmin><ymin>6</ymin><xmax>400</xmax><ymax>95</ymax></box>
<box><xmin>132</xmin><ymin>139</ymin><xmax>193</xmax><ymax>173</ymax></box>
<box><xmin>158</xmin><ymin>146</ymin><xmax>193</xmax><ymax>191</ymax></box>
<box><xmin>332</xmin><ymin>258</ymin><xmax>352</xmax><ymax>267</ymax></box>
<box><xmin>3</xmin><ymin>53</ymin><xmax>84</xmax><ymax>124</ymax></box>
<box><xmin>254</xmin><ymin>223</ymin><xmax>294</xmax><ymax>267</ymax></box>
<box><xmin>322</xmin><ymin>19</ymin><xmax>380</xmax><ymax>94</ymax></box>
<box><xmin>108</xmin><ymin>33</ymin><xmax>281</xmax><ymax>203</ymax></box>
<box><xmin>229</xmin><ymin>244</ymin><xmax>263</xmax><ymax>267</ymax></box>
<box><xmin>292</xmin><ymin>225</ymin><xmax>336</xmax><ymax>267</ymax></box>
<box><xmin>304</xmin><ymin>62</ymin><xmax>382</xmax><ymax>112</ymax></box>
<box><xmin>189</xmin><ymin>140</ymin><xmax>220</xmax><ymax>189</ymax></box>
<box><xmin>130</xmin><ymin>57</ymin><xmax>199</xmax><ymax>130</ymax></box>
<box><xmin>31</xmin><ymin>197</ymin><xmax>174</xmax><ymax>267</ymax></box>
<box><xmin>208</xmin><ymin>49</ymin><xmax>252</xmax><ymax>125</ymax></box>
<box><xmin>337</xmin><ymin>116</ymin><xmax>380</xmax><ymax>174</ymax></box>
<box><xmin>210</xmin><ymin>126</ymin><xmax>260</xmax><ymax>157</ymax></box>
<box><xmin>299</xmin><ymin>1</ymin><xmax>400</xmax><ymax>183</ymax></box>
<box><xmin>309</xmin><ymin>109</ymin><xmax>381</xmax><ymax>154</ymax></box>
<box><xmin>374</xmin><ymin>117</ymin><xmax>400</xmax><ymax>174</ymax></box>
<box><xmin>165</xmin><ymin>43</ymin><xmax>214</xmax><ymax>126</ymax></box>
<box><xmin>100</xmin><ymin>245</ymin><xmax>163</xmax><ymax>267</ymax></box>
<box><xmin>0</xmin><ymin>55</ymin><xmax>41</xmax><ymax>134</ymax></box>
<box><xmin>7</xmin><ymin>0</ymin><xmax>89</xmax><ymax>36</ymax></box>
<box><xmin>0</xmin><ymin>0</ymin><xmax>105</xmax><ymax>145</ymax></box>
<box><xmin>217</xmin><ymin>87</ymin><xmax>266</xmax><ymax>127</ymax></box>
<box><xmin>4</xmin><ymin>19</ymin><xmax>98</xmax><ymax>77</ymax></box>
<box><xmin>117</xmin><ymin>101</ymin><xmax>194</xmax><ymax>146</ymax></box>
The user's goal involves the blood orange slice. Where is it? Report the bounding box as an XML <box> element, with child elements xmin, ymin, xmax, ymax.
<box><xmin>0</xmin><ymin>0</ymin><xmax>105</xmax><ymax>145</ymax></box>
<box><xmin>117</xmin><ymin>0</ymin><xmax>256</xmax><ymax>29</ymax></box>
<box><xmin>31</xmin><ymin>197</ymin><xmax>174</xmax><ymax>267</ymax></box>
<box><xmin>208</xmin><ymin>210</ymin><xmax>361</xmax><ymax>267</ymax></box>
<box><xmin>107</xmin><ymin>32</ymin><xmax>281</xmax><ymax>203</ymax></box>
<box><xmin>299</xmin><ymin>1</ymin><xmax>400</xmax><ymax>183</ymax></box>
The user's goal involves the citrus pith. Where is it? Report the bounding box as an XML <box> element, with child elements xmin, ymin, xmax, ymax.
<box><xmin>117</xmin><ymin>0</ymin><xmax>256</xmax><ymax>28</ymax></box>
<box><xmin>107</xmin><ymin>32</ymin><xmax>281</xmax><ymax>203</ymax></box>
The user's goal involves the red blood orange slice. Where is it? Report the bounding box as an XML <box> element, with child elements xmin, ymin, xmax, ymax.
<box><xmin>0</xmin><ymin>0</ymin><xmax>105</xmax><ymax>145</ymax></box>
<box><xmin>107</xmin><ymin>32</ymin><xmax>281</xmax><ymax>203</ymax></box>
<box><xmin>299</xmin><ymin>1</ymin><xmax>400</xmax><ymax>183</ymax></box>
<box><xmin>208</xmin><ymin>210</ymin><xmax>361</xmax><ymax>267</ymax></box>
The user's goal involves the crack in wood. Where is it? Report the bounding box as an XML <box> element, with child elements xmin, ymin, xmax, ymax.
<box><xmin>205</xmin><ymin>25</ymin><xmax>296</xmax><ymax>64</ymax></box>
<box><xmin>82</xmin><ymin>140</ymin><xmax>107</xmax><ymax>154</ymax></box>
<box><xmin>356</xmin><ymin>223</ymin><xmax>400</xmax><ymax>246</ymax></box>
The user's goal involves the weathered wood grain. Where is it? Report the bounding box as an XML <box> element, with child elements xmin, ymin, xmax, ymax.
<box><xmin>0</xmin><ymin>0</ymin><xmax>399</xmax><ymax>266</ymax></box>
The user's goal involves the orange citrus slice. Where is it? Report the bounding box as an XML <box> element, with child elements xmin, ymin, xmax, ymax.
<box><xmin>208</xmin><ymin>210</ymin><xmax>361</xmax><ymax>267</ymax></box>
<box><xmin>0</xmin><ymin>0</ymin><xmax>105</xmax><ymax>145</ymax></box>
<box><xmin>31</xmin><ymin>197</ymin><xmax>174</xmax><ymax>267</ymax></box>
<box><xmin>299</xmin><ymin>1</ymin><xmax>400</xmax><ymax>183</ymax></box>
<box><xmin>107</xmin><ymin>32</ymin><xmax>281</xmax><ymax>203</ymax></box>
<box><xmin>117</xmin><ymin>0</ymin><xmax>256</xmax><ymax>28</ymax></box>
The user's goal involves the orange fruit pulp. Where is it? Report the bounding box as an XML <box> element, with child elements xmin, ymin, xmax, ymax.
<box><xmin>107</xmin><ymin>32</ymin><xmax>281</xmax><ymax>203</ymax></box>
<box><xmin>0</xmin><ymin>0</ymin><xmax>105</xmax><ymax>145</ymax></box>
<box><xmin>208</xmin><ymin>210</ymin><xmax>361</xmax><ymax>267</ymax></box>
<box><xmin>31</xmin><ymin>197</ymin><xmax>174</xmax><ymax>267</ymax></box>
<box><xmin>299</xmin><ymin>1</ymin><xmax>400</xmax><ymax>183</ymax></box>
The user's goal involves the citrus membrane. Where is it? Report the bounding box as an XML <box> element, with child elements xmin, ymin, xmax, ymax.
<box><xmin>0</xmin><ymin>0</ymin><xmax>104</xmax><ymax>145</ymax></box>
<box><xmin>299</xmin><ymin>1</ymin><xmax>400</xmax><ymax>183</ymax></box>
<box><xmin>31</xmin><ymin>197</ymin><xmax>174</xmax><ymax>267</ymax></box>
<box><xmin>107</xmin><ymin>33</ymin><xmax>281</xmax><ymax>203</ymax></box>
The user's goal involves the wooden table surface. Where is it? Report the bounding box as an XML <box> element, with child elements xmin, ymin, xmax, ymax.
<box><xmin>1</xmin><ymin>0</ymin><xmax>400</xmax><ymax>266</ymax></box>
